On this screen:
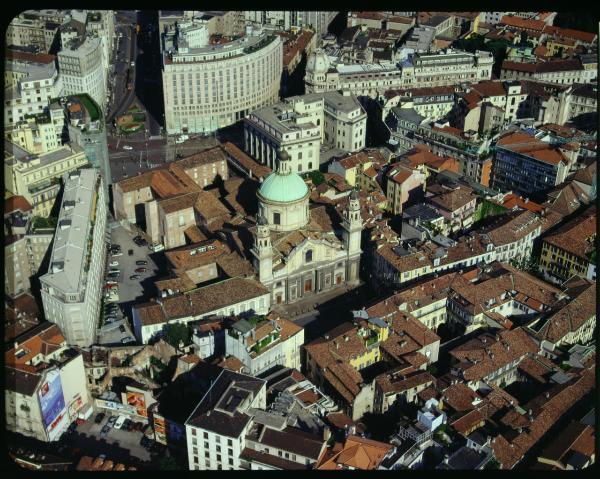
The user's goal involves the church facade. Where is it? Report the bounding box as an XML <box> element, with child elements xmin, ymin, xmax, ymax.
<box><xmin>252</xmin><ymin>150</ymin><xmax>362</xmax><ymax>305</ymax></box>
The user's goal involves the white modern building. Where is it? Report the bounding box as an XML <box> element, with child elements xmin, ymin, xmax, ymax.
<box><xmin>225</xmin><ymin>315</ymin><xmax>304</xmax><ymax>375</ymax></box>
<box><xmin>4</xmin><ymin>54</ymin><xmax>64</xmax><ymax>126</ymax></box>
<box><xmin>244</xmin><ymin>91</ymin><xmax>366</xmax><ymax>173</ymax></box>
<box><xmin>57</xmin><ymin>36</ymin><xmax>107</xmax><ymax>115</ymax></box>
<box><xmin>244</xmin><ymin>11</ymin><xmax>337</xmax><ymax>37</ymax></box>
<box><xmin>39</xmin><ymin>168</ymin><xmax>107</xmax><ymax>347</ymax></box>
<box><xmin>162</xmin><ymin>24</ymin><xmax>282</xmax><ymax>135</ymax></box>
<box><xmin>185</xmin><ymin>369</ymin><xmax>267</xmax><ymax>470</ymax></box>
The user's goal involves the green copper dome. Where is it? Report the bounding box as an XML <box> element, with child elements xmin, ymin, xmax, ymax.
<box><xmin>258</xmin><ymin>171</ymin><xmax>309</xmax><ymax>203</ymax></box>
<box><xmin>258</xmin><ymin>150</ymin><xmax>309</xmax><ymax>203</ymax></box>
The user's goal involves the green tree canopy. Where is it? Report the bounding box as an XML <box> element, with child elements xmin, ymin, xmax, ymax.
<box><xmin>164</xmin><ymin>323</ymin><xmax>191</xmax><ymax>349</ymax></box>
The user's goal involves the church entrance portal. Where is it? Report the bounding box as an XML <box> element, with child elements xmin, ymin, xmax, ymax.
<box><xmin>304</xmin><ymin>278</ymin><xmax>313</xmax><ymax>293</ymax></box>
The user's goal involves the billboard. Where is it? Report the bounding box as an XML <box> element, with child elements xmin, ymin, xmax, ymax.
<box><xmin>126</xmin><ymin>391</ymin><xmax>147</xmax><ymax>418</ymax></box>
<box><xmin>68</xmin><ymin>394</ymin><xmax>84</xmax><ymax>420</ymax></box>
<box><xmin>95</xmin><ymin>399</ymin><xmax>137</xmax><ymax>415</ymax></box>
<box><xmin>39</xmin><ymin>371</ymin><xmax>66</xmax><ymax>430</ymax></box>
<box><xmin>154</xmin><ymin>415</ymin><xmax>167</xmax><ymax>445</ymax></box>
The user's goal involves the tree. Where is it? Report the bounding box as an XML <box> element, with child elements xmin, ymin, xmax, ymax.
<box><xmin>307</xmin><ymin>170</ymin><xmax>325</xmax><ymax>186</ymax></box>
<box><xmin>164</xmin><ymin>323</ymin><xmax>191</xmax><ymax>349</ymax></box>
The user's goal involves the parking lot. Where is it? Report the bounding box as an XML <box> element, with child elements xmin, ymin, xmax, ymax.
<box><xmin>61</xmin><ymin>411</ymin><xmax>158</xmax><ymax>466</ymax></box>
<box><xmin>100</xmin><ymin>223</ymin><xmax>166</xmax><ymax>340</ymax></box>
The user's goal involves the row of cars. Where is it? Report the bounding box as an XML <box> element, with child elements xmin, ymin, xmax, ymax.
<box><xmin>99</xmin><ymin>413</ymin><xmax>147</xmax><ymax>439</ymax></box>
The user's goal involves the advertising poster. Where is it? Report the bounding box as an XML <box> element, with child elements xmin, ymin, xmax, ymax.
<box><xmin>38</xmin><ymin>371</ymin><xmax>66</xmax><ymax>431</ymax></box>
<box><xmin>68</xmin><ymin>395</ymin><xmax>84</xmax><ymax>420</ymax></box>
<box><xmin>126</xmin><ymin>391</ymin><xmax>147</xmax><ymax>418</ymax></box>
<box><xmin>154</xmin><ymin>415</ymin><xmax>167</xmax><ymax>445</ymax></box>
<box><xmin>95</xmin><ymin>399</ymin><xmax>137</xmax><ymax>415</ymax></box>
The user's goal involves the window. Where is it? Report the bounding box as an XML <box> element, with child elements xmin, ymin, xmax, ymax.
<box><xmin>227</xmin><ymin>439</ymin><xmax>233</xmax><ymax>447</ymax></box>
<box><xmin>305</xmin><ymin>250</ymin><xmax>313</xmax><ymax>263</ymax></box>
<box><xmin>228</xmin><ymin>458</ymin><xmax>234</xmax><ymax>466</ymax></box>
<box><xmin>273</xmin><ymin>212</ymin><xmax>280</xmax><ymax>225</ymax></box>
<box><xmin>204</xmin><ymin>432</ymin><xmax>209</xmax><ymax>439</ymax></box>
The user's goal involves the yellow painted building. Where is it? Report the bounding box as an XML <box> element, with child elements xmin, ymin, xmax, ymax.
<box><xmin>539</xmin><ymin>210</ymin><xmax>596</xmax><ymax>284</ymax></box>
<box><xmin>349</xmin><ymin>321</ymin><xmax>389</xmax><ymax>370</ymax></box>
<box><xmin>4</xmin><ymin>143</ymin><xmax>88</xmax><ymax>217</ymax></box>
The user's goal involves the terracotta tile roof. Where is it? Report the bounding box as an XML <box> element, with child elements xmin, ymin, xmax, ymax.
<box><xmin>497</xmin><ymin>132</ymin><xmax>568</xmax><ymax>166</ymax></box>
<box><xmin>386</xmin><ymin>163</ymin><xmax>414</xmax><ymax>184</ymax></box>
<box><xmin>517</xmin><ymin>355</ymin><xmax>557</xmax><ymax>384</ymax></box>
<box><xmin>449</xmin><ymin>328</ymin><xmax>539</xmax><ymax>382</ymax></box>
<box><xmin>441</xmin><ymin>382</ymin><xmax>481</xmax><ymax>412</ymax></box>
<box><xmin>471</xmin><ymin>80</ymin><xmax>508</xmax><ymax>98</ymax></box>
<box><xmin>165</xmin><ymin>239</ymin><xmax>228</xmax><ymax>272</ymax></box>
<box><xmin>404</xmin><ymin>145</ymin><xmax>460</xmax><ymax>173</ymax></box>
<box><xmin>316</xmin><ymin>435</ymin><xmax>392</xmax><ymax>470</ymax></box>
<box><xmin>135</xmin><ymin>278</ymin><xmax>269</xmax><ymax>326</ymax></box>
<box><xmin>5</xmin><ymin>323</ymin><xmax>65</xmax><ymax>369</ymax></box>
<box><xmin>543</xmin><ymin>25</ymin><xmax>597</xmax><ymax>43</ymax></box>
<box><xmin>542</xmin><ymin>208</ymin><xmax>595</xmax><ymax>259</ymax></box>
<box><xmin>451</xmin><ymin>409</ymin><xmax>486</xmax><ymax>436</ymax></box>
<box><xmin>429</xmin><ymin>186</ymin><xmax>475</xmax><ymax>212</ymax></box>
<box><xmin>483</xmin><ymin>210</ymin><xmax>544</xmax><ymax>246</ymax></box>
<box><xmin>222</xmin><ymin>142</ymin><xmax>271</xmax><ymax>179</ymax></box>
<box><xmin>6</xmin><ymin>49</ymin><xmax>56</xmax><ymax>64</ymax></box>
<box><xmin>194</xmin><ymin>190</ymin><xmax>231</xmax><ymax>221</ymax></box>
<box><xmin>499</xmin><ymin>15</ymin><xmax>546</xmax><ymax>32</ymax></box>
<box><xmin>184</xmin><ymin>225</ymin><xmax>207</xmax><ymax>243</ymax></box>
<box><xmin>375</xmin><ymin>369</ymin><xmax>434</xmax><ymax>394</ymax></box>
<box><xmin>500</xmin><ymin>194</ymin><xmax>544</xmax><ymax>213</ymax></box>
<box><xmin>491</xmin><ymin>367</ymin><xmax>595</xmax><ymax>469</ymax></box>
<box><xmin>158</xmin><ymin>191</ymin><xmax>199</xmax><ymax>214</ymax></box>
<box><xmin>76</xmin><ymin>456</ymin><xmax>136</xmax><ymax>471</ymax></box>
<box><xmin>175</xmin><ymin>146</ymin><xmax>227</xmax><ymax>170</ymax></box>
<box><xmin>218</xmin><ymin>355</ymin><xmax>244</xmax><ymax>372</ymax></box>
<box><xmin>537</xmin><ymin>281</ymin><xmax>596</xmax><ymax>344</ymax></box>
<box><xmin>355</xmin><ymin>12</ymin><xmax>385</xmax><ymax>21</ymax></box>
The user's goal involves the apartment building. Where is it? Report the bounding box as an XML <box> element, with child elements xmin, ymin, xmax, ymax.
<box><xmin>4</xmin><ymin>196</ymin><xmax>54</xmax><ymax>298</ymax></box>
<box><xmin>6</xmin><ymin>17</ymin><xmax>48</xmax><ymax>52</ymax></box>
<box><xmin>304</xmin><ymin>310</ymin><xmax>439</xmax><ymax>420</ymax></box>
<box><xmin>244</xmin><ymin>91</ymin><xmax>366</xmax><ymax>173</ymax></box>
<box><xmin>446</xmin><ymin>262</ymin><xmax>562</xmax><ymax>334</ymax></box>
<box><xmin>316</xmin><ymin>435</ymin><xmax>393</xmax><ymax>470</ymax></box>
<box><xmin>532</xmin><ymin>278</ymin><xmax>596</xmax><ymax>347</ymax></box>
<box><xmin>225</xmin><ymin>315</ymin><xmax>304</xmax><ymax>375</ymax></box>
<box><xmin>305</xmin><ymin>49</ymin><xmax>493</xmax><ymax>96</ymax></box>
<box><xmin>4</xmin><ymin>111</ymin><xmax>64</xmax><ymax>155</ymax></box>
<box><xmin>39</xmin><ymin>169</ymin><xmax>107</xmax><ymax>347</ymax></box>
<box><xmin>4</xmin><ymin>50</ymin><xmax>63</xmax><ymax>127</ymax></box>
<box><xmin>185</xmin><ymin>369</ymin><xmax>267</xmax><ymax>470</ymax></box>
<box><xmin>85</xmin><ymin>10</ymin><xmax>116</xmax><ymax>83</ymax></box>
<box><xmin>539</xmin><ymin>206</ymin><xmax>596</xmax><ymax>284</ymax></box>
<box><xmin>564</xmin><ymin>83</ymin><xmax>597</xmax><ymax>121</ymax></box>
<box><xmin>328</xmin><ymin>148</ymin><xmax>389</xmax><ymax>189</ymax></box>
<box><xmin>245</xmin><ymin>11</ymin><xmax>337</xmax><ymax>37</ymax></box>
<box><xmin>382</xmin><ymin>85</ymin><xmax>456</xmax><ymax>121</ymax></box>
<box><xmin>428</xmin><ymin>184</ymin><xmax>477</xmax><ymax>233</ymax></box>
<box><xmin>492</xmin><ymin>131</ymin><xmax>570</xmax><ymax>195</ymax></box>
<box><xmin>372</xmin><ymin>209</ymin><xmax>545</xmax><ymax>288</ymax></box>
<box><xmin>384</xmin><ymin>162</ymin><xmax>426</xmax><ymax>215</ymax></box>
<box><xmin>132</xmin><ymin>278</ymin><xmax>271</xmax><ymax>344</ymax></box>
<box><xmin>500</xmin><ymin>58</ymin><xmax>597</xmax><ymax>86</ymax></box>
<box><xmin>162</xmin><ymin>25</ymin><xmax>282</xmax><ymax>135</ymax></box>
<box><xmin>5</xmin><ymin>323</ymin><xmax>91</xmax><ymax>442</ymax></box>
<box><xmin>4</xmin><ymin>142</ymin><xmax>89</xmax><ymax>217</ymax></box>
<box><xmin>58</xmin><ymin>36</ymin><xmax>107</xmax><ymax>114</ymax></box>
<box><xmin>448</xmin><ymin>328</ymin><xmax>539</xmax><ymax>391</ymax></box>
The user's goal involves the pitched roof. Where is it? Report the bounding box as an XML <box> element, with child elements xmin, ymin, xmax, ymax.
<box><xmin>316</xmin><ymin>435</ymin><xmax>392</xmax><ymax>470</ymax></box>
<box><xmin>4</xmin><ymin>195</ymin><xmax>33</xmax><ymax>214</ymax></box>
<box><xmin>543</xmin><ymin>25</ymin><xmax>597</xmax><ymax>43</ymax></box>
<box><xmin>499</xmin><ymin>15</ymin><xmax>546</xmax><ymax>32</ymax></box>
<box><xmin>542</xmin><ymin>208</ymin><xmax>596</xmax><ymax>259</ymax></box>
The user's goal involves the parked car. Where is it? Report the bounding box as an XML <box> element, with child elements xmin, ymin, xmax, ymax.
<box><xmin>109</xmin><ymin>268</ymin><xmax>120</xmax><ymax>274</ymax></box>
<box><xmin>149</xmin><ymin>243</ymin><xmax>165</xmax><ymax>252</ymax></box>
<box><xmin>109</xmin><ymin>261</ymin><xmax>119</xmax><ymax>267</ymax></box>
<box><xmin>130</xmin><ymin>274</ymin><xmax>141</xmax><ymax>280</ymax></box>
<box><xmin>133</xmin><ymin>235</ymin><xmax>142</xmax><ymax>242</ymax></box>
<box><xmin>106</xmin><ymin>280</ymin><xmax>118</xmax><ymax>286</ymax></box>
<box><xmin>123</xmin><ymin>419</ymin><xmax>133</xmax><ymax>431</ymax></box>
<box><xmin>114</xmin><ymin>415</ymin><xmax>127</xmax><ymax>430</ymax></box>
<box><xmin>123</xmin><ymin>145</ymin><xmax>133</xmax><ymax>150</ymax></box>
<box><xmin>107</xmin><ymin>416</ymin><xmax>118</xmax><ymax>428</ymax></box>
<box><xmin>128</xmin><ymin>249</ymin><xmax>134</xmax><ymax>256</ymax></box>
<box><xmin>135</xmin><ymin>260</ymin><xmax>148</xmax><ymax>265</ymax></box>
<box><xmin>100</xmin><ymin>425</ymin><xmax>110</xmax><ymax>438</ymax></box>
<box><xmin>112</xmin><ymin>252</ymin><xmax>123</xmax><ymax>257</ymax></box>
<box><xmin>135</xmin><ymin>267</ymin><xmax>147</xmax><ymax>273</ymax></box>
<box><xmin>94</xmin><ymin>413</ymin><xmax>106</xmax><ymax>424</ymax></box>
<box><xmin>121</xmin><ymin>336</ymin><xmax>135</xmax><ymax>344</ymax></box>
<box><xmin>119</xmin><ymin>325</ymin><xmax>126</xmax><ymax>333</ymax></box>
<box><xmin>67</xmin><ymin>422</ymin><xmax>77</xmax><ymax>434</ymax></box>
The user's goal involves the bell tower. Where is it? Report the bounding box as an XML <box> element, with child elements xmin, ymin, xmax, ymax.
<box><xmin>343</xmin><ymin>189</ymin><xmax>362</xmax><ymax>256</ymax></box>
<box><xmin>252</xmin><ymin>215</ymin><xmax>273</xmax><ymax>283</ymax></box>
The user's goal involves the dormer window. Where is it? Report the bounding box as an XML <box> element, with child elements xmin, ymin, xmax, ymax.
<box><xmin>305</xmin><ymin>250</ymin><xmax>313</xmax><ymax>263</ymax></box>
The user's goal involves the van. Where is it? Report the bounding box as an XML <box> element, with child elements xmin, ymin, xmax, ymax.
<box><xmin>149</xmin><ymin>243</ymin><xmax>164</xmax><ymax>252</ymax></box>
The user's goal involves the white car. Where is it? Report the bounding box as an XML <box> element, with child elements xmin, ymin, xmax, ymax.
<box><xmin>109</xmin><ymin>261</ymin><xmax>119</xmax><ymax>267</ymax></box>
<box><xmin>112</xmin><ymin>252</ymin><xmax>123</xmax><ymax>257</ymax></box>
<box><xmin>114</xmin><ymin>415</ymin><xmax>127</xmax><ymax>429</ymax></box>
<box><xmin>123</xmin><ymin>145</ymin><xmax>133</xmax><ymax>150</ymax></box>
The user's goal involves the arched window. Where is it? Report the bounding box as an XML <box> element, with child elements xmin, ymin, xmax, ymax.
<box><xmin>305</xmin><ymin>250</ymin><xmax>313</xmax><ymax>263</ymax></box>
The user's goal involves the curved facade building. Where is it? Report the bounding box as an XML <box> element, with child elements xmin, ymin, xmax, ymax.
<box><xmin>162</xmin><ymin>30</ymin><xmax>283</xmax><ymax>135</ymax></box>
